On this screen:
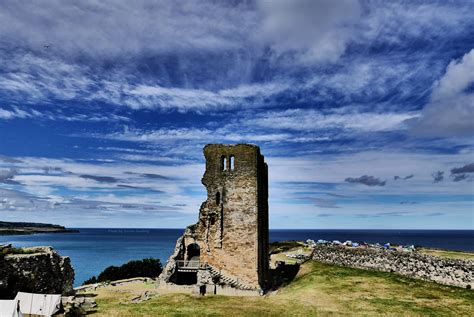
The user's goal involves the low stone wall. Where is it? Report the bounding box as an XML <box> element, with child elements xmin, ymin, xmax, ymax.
<box><xmin>156</xmin><ymin>282</ymin><xmax>196</xmax><ymax>294</ymax></box>
<box><xmin>0</xmin><ymin>245</ymin><xmax>74</xmax><ymax>298</ymax></box>
<box><xmin>312</xmin><ymin>245</ymin><xmax>473</xmax><ymax>289</ymax></box>
<box><xmin>157</xmin><ymin>281</ymin><xmax>260</xmax><ymax>296</ymax></box>
<box><xmin>76</xmin><ymin>277</ymin><xmax>155</xmax><ymax>293</ymax></box>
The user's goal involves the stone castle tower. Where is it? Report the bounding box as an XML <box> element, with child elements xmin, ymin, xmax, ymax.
<box><xmin>159</xmin><ymin>144</ymin><xmax>269</xmax><ymax>294</ymax></box>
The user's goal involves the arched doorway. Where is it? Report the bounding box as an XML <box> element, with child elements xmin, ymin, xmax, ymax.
<box><xmin>175</xmin><ymin>243</ymin><xmax>201</xmax><ymax>285</ymax></box>
<box><xmin>187</xmin><ymin>243</ymin><xmax>200</xmax><ymax>262</ymax></box>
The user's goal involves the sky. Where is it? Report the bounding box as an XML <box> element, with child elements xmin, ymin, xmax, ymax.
<box><xmin>0</xmin><ymin>0</ymin><xmax>473</xmax><ymax>229</ymax></box>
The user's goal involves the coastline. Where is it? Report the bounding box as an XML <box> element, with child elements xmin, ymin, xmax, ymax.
<box><xmin>2</xmin><ymin>228</ymin><xmax>472</xmax><ymax>286</ymax></box>
<box><xmin>0</xmin><ymin>221</ymin><xmax>79</xmax><ymax>236</ymax></box>
<box><xmin>0</xmin><ymin>228</ymin><xmax>79</xmax><ymax>235</ymax></box>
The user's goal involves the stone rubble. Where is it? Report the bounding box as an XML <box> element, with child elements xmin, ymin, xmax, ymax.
<box><xmin>62</xmin><ymin>294</ymin><xmax>97</xmax><ymax>315</ymax></box>
<box><xmin>129</xmin><ymin>291</ymin><xmax>153</xmax><ymax>304</ymax></box>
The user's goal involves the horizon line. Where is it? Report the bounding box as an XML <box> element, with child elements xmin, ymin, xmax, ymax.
<box><xmin>68</xmin><ymin>227</ymin><xmax>474</xmax><ymax>231</ymax></box>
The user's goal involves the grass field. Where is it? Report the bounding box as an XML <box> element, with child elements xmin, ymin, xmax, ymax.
<box><xmin>90</xmin><ymin>260</ymin><xmax>473</xmax><ymax>316</ymax></box>
<box><xmin>269</xmin><ymin>241</ymin><xmax>313</xmax><ymax>266</ymax></box>
<box><xmin>418</xmin><ymin>248</ymin><xmax>474</xmax><ymax>261</ymax></box>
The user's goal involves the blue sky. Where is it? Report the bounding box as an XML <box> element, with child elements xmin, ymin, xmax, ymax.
<box><xmin>0</xmin><ymin>0</ymin><xmax>473</xmax><ymax>229</ymax></box>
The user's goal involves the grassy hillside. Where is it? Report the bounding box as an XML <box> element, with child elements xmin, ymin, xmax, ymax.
<box><xmin>419</xmin><ymin>248</ymin><xmax>474</xmax><ymax>261</ymax></box>
<box><xmin>90</xmin><ymin>260</ymin><xmax>473</xmax><ymax>316</ymax></box>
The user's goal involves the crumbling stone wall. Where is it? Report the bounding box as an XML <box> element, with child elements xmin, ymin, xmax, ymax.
<box><xmin>160</xmin><ymin>144</ymin><xmax>269</xmax><ymax>291</ymax></box>
<box><xmin>0</xmin><ymin>246</ymin><xmax>74</xmax><ymax>298</ymax></box>
<box><xmin>312</xmin><ymin>245</ymin><xmax>473</xmax><ymax>288</ymax></box>
<box><xmin>158</xmin><ymin>234</ymin><xmax>185</xmax><ymax>284</ymax></box>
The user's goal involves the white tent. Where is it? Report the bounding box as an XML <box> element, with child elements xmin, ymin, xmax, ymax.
<box><xmin>14</xmin><ymin>292</ymin><xmax>61</xmax><ymax>317</ymax></box>
<box><xmin>0</xmin><ymin>299</ymin><xmax>22</xmax><ymax>317</ymax></box>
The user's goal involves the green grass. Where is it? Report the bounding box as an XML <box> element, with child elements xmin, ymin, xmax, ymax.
<box><xmin>418</xmin><ymin>248</ymin><xmax>474</xmax><ymax>261</ymax></box>
<box><xmin>269</xmin><ymin>240</ymin><xmax>304</xmax><ymax>254</ymax></box>
<box><xmin>1</xmin><ymin>247</ymin><xmax>38</xmax><ymax>255</ymax></box>
<box><xmin>270</xmin><ymin>242</ymin><xmax>312</xmax><ymax>265</ymax></box>
<box><xmin>91</xmin><ymin>261</ymin><xmax>474</xmax><ymax>316</ymax></box>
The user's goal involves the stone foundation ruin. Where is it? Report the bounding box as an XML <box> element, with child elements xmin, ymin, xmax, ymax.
<box><xmin>0</xmin><ymin>244</ymin><xmax>74</xmax><ymax>299</ymax></box>
<box><xmin>159</xmin><ymin>144</ymin><xmax>269</xmax><ymax>295</ymax></box>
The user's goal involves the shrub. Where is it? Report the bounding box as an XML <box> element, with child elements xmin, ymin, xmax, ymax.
<box><xmin>83</xmin><ymin>258</ymin><xmax>162</xmax><ymax>285</ymax></box>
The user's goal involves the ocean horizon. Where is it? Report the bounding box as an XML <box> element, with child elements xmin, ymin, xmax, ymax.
<box><xmin>2</xmin><ymin>228</ymin><xmax>473</xmax><ymax>286</ymax></box>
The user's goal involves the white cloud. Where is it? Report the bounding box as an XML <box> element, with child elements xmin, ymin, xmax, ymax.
<box><xmin>257</xmin><ymin>0</ymin><xmax>361</xmax><ymax>63</ymax></box>
<box><xmin>245</xmin><ymin>108</ymin><xmax>418</xmax><ymax>132</ymax></box>
<box><xmin>121</xmin><ymin>81</ymin><xmax>289</xmax><ymax>111</ymax></box>
<box><xmin>432</xmin><ymin>50</ymin><xmax>474</xmax><ymax>100</ymax></box>
<box><xmin>91</xmin><ymin>107</ymin><xmax>417</xmax><ymax>161</ymax></box>
<box><xmin>0</xmin><ymin>54</ymin><xmax>94</xmax><ymax>101</ymax></box>
<box><xmin>412</xmin><ymin>49</ymin><xmax>474</xmax><ymax>137</ymax></box>
<box><xmin>1</xmin><ymin>53</ymin><xmax>290</xmax><ymax>113</ymax></box>
<box><xmin>0</xmin><ymin>106</ymin><xmax>42</xmax><ymax>120</ymax></box>
<box><xmin>0</xmin><ymin>104</ymin><xmax>128</xmax><ymax>122</ymax></box>
<box><xmin>1</xmin><ymin>1</ymin><xmax>472</xmax><ymax>116</ymax></box>
<box><xmin>2</xmin><ymin>0</ymin><xmax>469</xmax><ymax>66</ymax></box>
<box><xmin>0</xmin><ymin>0</ymin><xmax>257</xmax><ymax>59</ymax></box>
<box><xmin>0</xmin><ymin>155</ymin><xmax>206</xmax><ymax>218</ymax></box>
<box><xmin>304</xmin><ymin>58</ymin><xmax>436</xmax><ymax>105</ymax></box>
<box><xmin>360</xmin><ymin>2</ymin><xmax>474</xmax><ymax>45</ymax></box>
<box><xmin>0</xmin><ymin>187</ymin><xmax>56</xmax><ymax>212</ymax></box>
<box><xmin>105</xmin><ymin>127</ymin><xmax>293</xmax><ymax>147</ymax></box>
<box><xmin>1</xmin><ymin>146</ymin><xmax>473</xmax><ymax>228</ymax></box>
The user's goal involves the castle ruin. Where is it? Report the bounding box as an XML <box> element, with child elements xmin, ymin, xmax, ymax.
<box><xmin>159</xmin><ymin>144</ymin><xmax>269</xmax><ymax>295</ymax></box>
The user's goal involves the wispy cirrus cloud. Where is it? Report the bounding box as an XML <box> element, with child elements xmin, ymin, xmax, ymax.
<box><xmin>1</xmin><ymin>53</ymin><xmax>290</xmax><ymax>113</ymax></box>
<box><xmin>0</xmin><ymin>106</ymin><xmax>42</xmax><ymax>120</ymax></box>
<box><xmin>242</xmin><ymin>108</ymin><xmax>418</xmax><ymax>132</ymax></box>
<box><xmin>102</xmin><ymin>127</ymin><xmax>292</xmax><ymax>148</ymax></box>
<box><xmin>122</xmin><ymin>82</ymin><xmax>290</xmax><ymax>111</ymax></box>
<box><xmin>96</xmin><ymin>107</ymin><xmax>417</xmax><ymax>155</ymax></box>
<box><xmin>1</xmin><ymin>1</ymin><xmax>473</xmax><ymax>229</ymax></box>
<box><xmin>0</xmin><ymin>0</ymin><xmax>258</xmax><ymax>59</ymax></box>
<box><xmin>0</xmin><ymin>103</ymin><xmax>129</xmax><ymax>123</ymax></box>
<box><xmin>1</xmin><ymin>0</ymin><xmax>472</xmax><ymax>116</ymax></box>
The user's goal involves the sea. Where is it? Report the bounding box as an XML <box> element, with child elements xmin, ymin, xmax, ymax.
<box><xmin>1</xmin><ymin>228</ymin><xmax>473</xmax><ymax>286</ymax></box>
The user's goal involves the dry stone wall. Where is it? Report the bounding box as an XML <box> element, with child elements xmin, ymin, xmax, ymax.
<box><xmin>312</xmin><ymin>245</ymin><xmax>473</xmax><ymax>288</ymax></box>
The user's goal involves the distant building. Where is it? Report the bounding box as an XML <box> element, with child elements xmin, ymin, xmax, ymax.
<box><xmin>159</xmin><ymin>144</ymin><xmax>269</xmax><ymax>295</ymax></box>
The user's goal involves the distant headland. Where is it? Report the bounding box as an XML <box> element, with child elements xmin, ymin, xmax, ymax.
<box><xmin>0</xmin><ymin>221</ymin><xmax>79</xmax><ymax>235</ymax></box>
